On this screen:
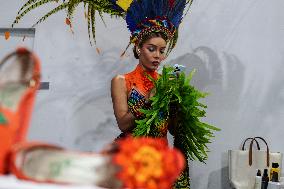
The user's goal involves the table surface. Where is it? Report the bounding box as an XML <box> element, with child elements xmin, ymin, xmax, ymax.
<box><xmin>0</xmin><ymin>175</ymin><xmax>105</xmax><ymax>189</ymax></box>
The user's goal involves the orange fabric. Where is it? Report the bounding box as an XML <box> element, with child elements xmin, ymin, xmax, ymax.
<box><xmin>124</xmin><ymin>64</ymin><xmax>158</xmax><ymax>96</ymax></box>
<box><xmin>0</xmin><ymin>48</ymin><xmax>41</xmax><ymax>174</ymax></box>
<box><xmin>16</xmin><ymin>51</ymin><xmax>41</xmax><ymax>142</ymax></box>
<box><xmin>0</xmin><ymin>109</ymin><xmax>19</xmax><ymax>173</ymax></box>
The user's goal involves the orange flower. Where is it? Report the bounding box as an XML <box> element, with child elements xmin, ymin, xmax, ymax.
<box><xmin>113</xmin><ymin>137</ymin><xmax>185</xmax><ymax>189</ymax></box>
<box><xmin>4</xmin><ymin>31</ymin><xmax>10</xmax><ymax>40</ymax></box>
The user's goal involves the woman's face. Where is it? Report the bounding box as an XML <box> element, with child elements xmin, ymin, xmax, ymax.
<box><xmin>138</xmin><ymin>36</ymin><xmax>167</xmax><ymax>71</ymax></box>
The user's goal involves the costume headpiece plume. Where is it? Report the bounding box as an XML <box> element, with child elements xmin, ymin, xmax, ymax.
<box><xmin>116</xmin><ymin>0</ymin><xmax>193</xmax><ymax>53</ymax></box>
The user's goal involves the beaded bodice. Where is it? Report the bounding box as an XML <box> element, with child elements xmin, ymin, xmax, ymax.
<box><xmin>124</xmin><ymin>64</ymin><xmax>168</xmax><ymax>137</ymax></box>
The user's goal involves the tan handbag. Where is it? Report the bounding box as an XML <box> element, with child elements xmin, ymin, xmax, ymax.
<box><xmin>228</xmin><ymin>137</ymin><xmax>283</xmax><ymax>189</ymax></box>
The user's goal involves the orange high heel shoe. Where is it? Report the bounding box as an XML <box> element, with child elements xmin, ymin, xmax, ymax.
<box><xmin>8</xmin><ymin>142</ymin><xmax>121</xmax><ymax>188</ymax></box>
<box><xmin>0</xmin><ymin>47</ymin><xmax>40</xmax><ymax>174</ymax></box>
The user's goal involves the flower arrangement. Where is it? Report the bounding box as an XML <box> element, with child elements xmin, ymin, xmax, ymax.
<box><xmin>113</xmin><ymin>136</ymin><xmax>185</xmax><ymax>189</ymax></box>
<box><xmin>133</xmin><ymin>65</ymin><xmax>220</xmax><ymax>162</ymax></box>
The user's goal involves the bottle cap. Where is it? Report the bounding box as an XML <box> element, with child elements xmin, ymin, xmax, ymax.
<box><xmin>257</xmin><ymin>169</ymin><xmax>261</xmax><ymax>176</ymax></box>
<box><xmin>263</xmin><ymin>169</ymin><xmax>268</xmax><ymax>176</ymax></box>
<box><xmin>272</xmin><ymin>163</ymin><xmax>279</xmax><ymax>168</ymax></box>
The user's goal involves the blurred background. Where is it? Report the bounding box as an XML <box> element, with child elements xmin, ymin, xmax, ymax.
<box><xmin>1</xmin><ymin>1</ymin><xmax>284</xmax><ymax>188</ymax></box>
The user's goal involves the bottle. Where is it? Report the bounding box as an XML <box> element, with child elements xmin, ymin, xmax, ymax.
<box><xmin>271</xmin><ymin>171</ymin><xmax>279</xmax><ymax>182</ymax></box>
<box><xmin>255</xmin><ymin>169</ymin><xmax>262</xmax><ymax>189</ymax></box>
<box><xmin>270</xmin><ymin>163</ymin><xmax>280</xmax><ymax>182</ymax></box>
<box><xmin>261</xmin><ymin>169</ymin><xmax>269</xmax><ymax>189</ymax></box>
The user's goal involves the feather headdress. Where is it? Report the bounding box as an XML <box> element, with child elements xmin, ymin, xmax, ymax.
<box><xmin>112</xmin><ymin>0</ymin><xmax>193</xmax><ymax>54</ymax></box>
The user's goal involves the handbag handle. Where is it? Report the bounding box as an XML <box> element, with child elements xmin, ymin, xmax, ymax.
<box><xmin>241</xmin><ymin>137</ymin><xmax>260</xmax><ymax>150</ymax></box>
<box><xmin>249</xmin><ymin>136</ymin><xmax>270</xmax><ymax>167</ymax></box>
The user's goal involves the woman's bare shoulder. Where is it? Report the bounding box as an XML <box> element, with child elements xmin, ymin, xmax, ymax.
<box><xmin>112</xmin><ymin>74</ymin><xmax>125</xmax><ymax>83</ymax></box>
<box><xmin>111</xmin><ymin>75</ymin><xmax>126</xmax><ymax>89</ymax></box>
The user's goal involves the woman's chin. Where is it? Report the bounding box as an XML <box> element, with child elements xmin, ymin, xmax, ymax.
<box><xmin>149</xmin><ymin>63</ymin><xmax>160</xmax><ymax>70</ymax></box>
<box><xmin>148</xmin><ymin>66</ymin><xmax>158</xmax><ymax>71</ymax></box>
<box><xmin>141</xmin><ymin>63</ymin><xmax>159</xmax><ymax>71</ymax></box>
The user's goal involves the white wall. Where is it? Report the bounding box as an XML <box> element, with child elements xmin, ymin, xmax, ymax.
<box><xmin>1</xmin><ymin>1</ymin><xmax>284</xmax><ymax>188</ymax></box>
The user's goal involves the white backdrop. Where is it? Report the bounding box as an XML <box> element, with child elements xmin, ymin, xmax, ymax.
<box><xmin>1</xmin><ymin>1</ymin><xmax>284</xmax><ymax>188</ymax></box>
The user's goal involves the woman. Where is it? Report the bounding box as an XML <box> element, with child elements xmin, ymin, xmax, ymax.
<box><xmin>109</xmin><ymin>1</ymin><xmax>193</xmax><ymax>187</ymax></box>
<box><xmin>111</xmin><ymin>32</ymin><xmax>190</xmax><ymax>189</ymax></box>
<box><xmin>111</xmin><ymin>32</ymin><xmax>167</xmax><ymax>137</ymax></box>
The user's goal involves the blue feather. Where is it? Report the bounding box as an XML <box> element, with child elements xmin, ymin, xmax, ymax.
<box><xmin>110</xmin><ymin>0</ymin><xmax>125</xmax><ymax>13</ymax></box>
<box><xmin>126</xmin><ymin>0</ymin><xmax>189</xmax><ymax>32</ymax></box>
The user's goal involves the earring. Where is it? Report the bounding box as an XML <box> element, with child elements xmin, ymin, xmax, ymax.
<box><xmin>136</xmin><ymin>48</ymin><xmax>141</xmax><ymax>57</ymax></box>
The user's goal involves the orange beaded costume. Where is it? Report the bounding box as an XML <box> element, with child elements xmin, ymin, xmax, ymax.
<box><xmin>125</xmin><ymin>64</ymin><xmax>158</xmax><ymax>97</ymax></box>
<box><xmin>116</xmin><ymin>64</ymin><xmax>168</xmax><ymax>138</ymax></box>
<box><xmin>121</xmin><ymin>64</ymin><xmax>190</xmax><ymax>188</ymax></box>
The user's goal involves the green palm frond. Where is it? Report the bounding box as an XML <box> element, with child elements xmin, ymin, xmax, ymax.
<box><xmin>133</xmin><ymin>66</ymin><xmax>220</xmax><ymax>163</ymax></box>
<box><xmin>67</xmin><ymin>0</ymin><xmax>80</xmax><ymax>20</ymax></box>
<box><xmin>90</xmin><ymin>4</ymin><xmax>96</xmax><ymax>45</ymax></box>
<box><xmin>183</xmin><ymin>0</ymin><xmax>194</xmax><ymax>21</ymax></box>
<box><xmin>12</xmin><ymin>0</ymin><xmax>125</xmax><ymax>44</ymax></box>
<box><xmin>16</xmin><ymin>0</ymin><xmax>40</xmax><ymax>15</ymax></box>
<box><xmin>87</xmin><ymin>4</ymin><xmax>92</xmax><ymax>45</ymax></box>
<box><xmin>186</xmin><ymin>0</ymin><xmax>194</xmax><ymax>6</ymax></box>
<box><xmin>12</xmin><ymin>0</ymin><xmax>57</xmax><ymax>27</ymax></box>
<box><xmin>98</xmin><ymin>11</ymin><xmax>107</xmax><ymax>27</ymax></box>
<box><xmin>31</xmin><ymin>2</ymin><xmax>70</xmax><ymax>27</ymax></box>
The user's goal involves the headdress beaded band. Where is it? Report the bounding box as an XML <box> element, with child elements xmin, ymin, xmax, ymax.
<box><xmin>120</xmin><ymin>0</ymin><xmax>193</xmax><ymax>54</ymax></box>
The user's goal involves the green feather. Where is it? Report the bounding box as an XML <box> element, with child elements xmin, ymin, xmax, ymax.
<box><xmin>32</xmin><ymin>3</ymin><xmax>70</xmax><ymax>27</ymax></box>
<box><xmin>12</xmin><ymin>0</ymin><xmax>125</xmax><ymax>44</ymax></box>
<box><xmin>12</xmin><ymin>0</ymin><xmax>56</xmax><ymax>27</ymax></box>
<box><xmin>87</xmin><ymin>4</ymin><xmax>92</xmax><ymax>45</ymax></box>
<box><xmin>90</xmin><ymin>5</ymin><xmax>96</xmax><ymax>44</ymax></box>
<box><xmin>16</xmin><ymin>0</ymin><xmax>40</xmax><ymax>15</ymax></box>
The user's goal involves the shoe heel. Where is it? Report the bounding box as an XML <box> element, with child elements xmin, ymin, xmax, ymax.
<box><xmin>0</xmin><ymin>48</ymin><xmax>41</xmax><ymax>174</ymax></box>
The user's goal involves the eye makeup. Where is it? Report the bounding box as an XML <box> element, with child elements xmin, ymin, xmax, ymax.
<box><xmin>146</xmin><ymin>44</ymin><xmax>166</xmax><ymax>54</ymax></box>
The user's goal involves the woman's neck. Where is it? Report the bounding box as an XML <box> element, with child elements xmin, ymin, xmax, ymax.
<box><xmin>138</xmin><ymin>62</ymin><xmax>156</xmax><ymax>73</ymax></box>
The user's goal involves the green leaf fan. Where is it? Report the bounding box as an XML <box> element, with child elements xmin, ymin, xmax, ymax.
<box><xmin>133</xmin><ymin>65</ymin><xmax>220</xmax><ymax>163</ymax></box>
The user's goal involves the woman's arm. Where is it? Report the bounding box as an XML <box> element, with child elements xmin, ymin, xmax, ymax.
<box><xmin>111</xmin><ymin>75</ymin><xmax>135</xmax><ymax>132</ymax></box>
